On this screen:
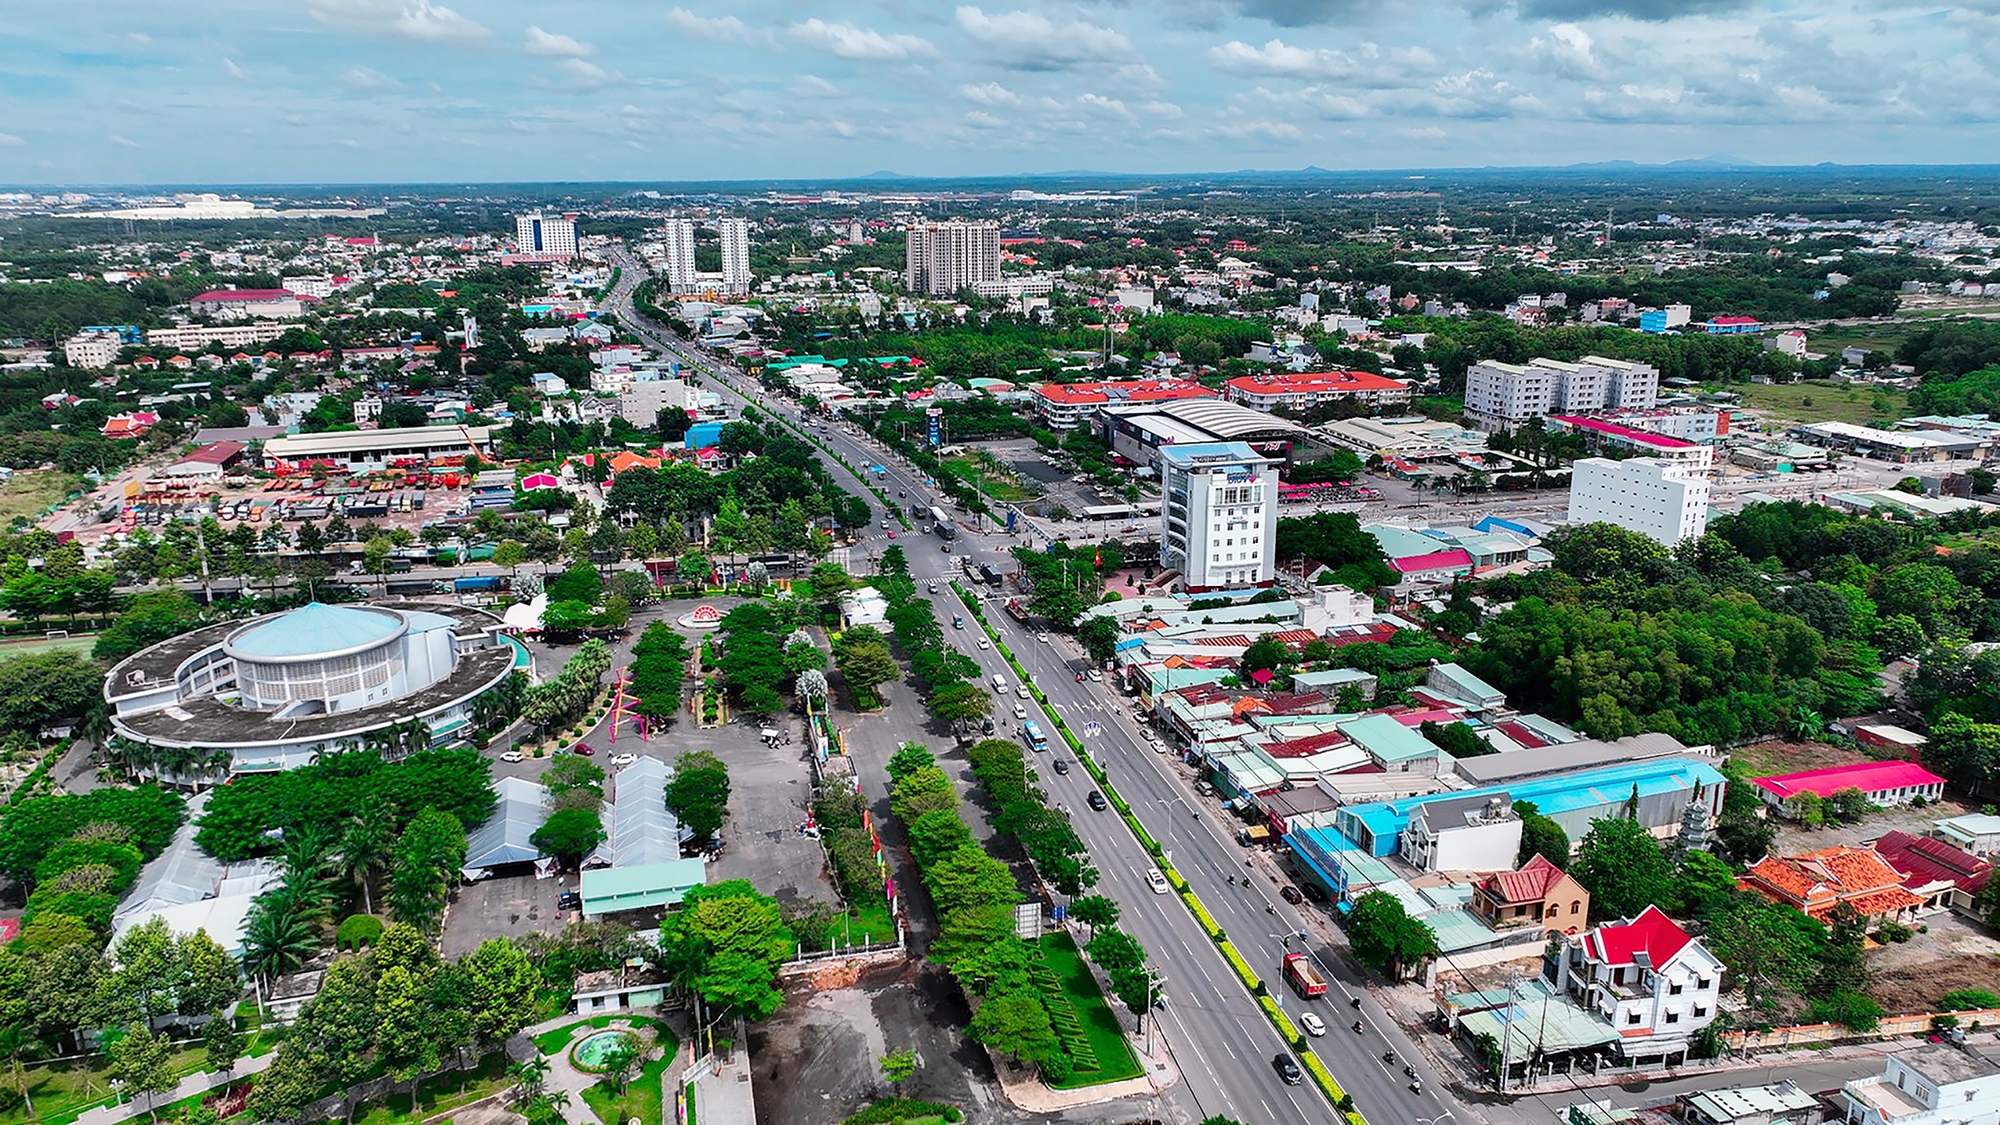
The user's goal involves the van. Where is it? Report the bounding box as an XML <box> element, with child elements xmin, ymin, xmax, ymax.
<box><xmin>1195</xmin><ymin>781</ymin><xmax>1215</xmax><ymax>799</ymax></box>
<box><xmin>992</xmin><ymin>674</ymin><xmax>1008</xmax><ymax>692</ymax></box>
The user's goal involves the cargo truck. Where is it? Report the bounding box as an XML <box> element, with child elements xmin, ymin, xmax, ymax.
<box><xmin>1283</xmin><ymin>953</ymin><xmax>1326</xmax><ymax>998</ymax></box>
<box><xmin>453</xmin><ymin>575</ymin><xmax>506</xmax><ymax>593</ymax></box>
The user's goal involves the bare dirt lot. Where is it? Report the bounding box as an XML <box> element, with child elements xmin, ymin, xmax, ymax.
<box><xmin>1868</xmin><ymin>911</ymin><xmax>2000</xmax><ymax>1014</ymax></box>
<box><xmin>1730</xmin><ymin>739</ymin><xmax>1874</xmax><ymax>778</ymax></box>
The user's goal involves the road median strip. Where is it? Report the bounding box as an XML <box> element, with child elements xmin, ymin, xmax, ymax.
<box><xmin>951</xmin><ymin>581</ymin><xmax>1364</xmax><ymax>1120</ymax></box>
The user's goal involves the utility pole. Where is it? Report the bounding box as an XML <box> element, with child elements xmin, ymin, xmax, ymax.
<box><xmin>1496</xmin><ymin>970</ymin><xmax>1520</xmax><ymax>1091</ymax></box>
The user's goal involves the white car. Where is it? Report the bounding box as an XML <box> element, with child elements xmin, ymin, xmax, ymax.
<box><xmin>1088</xmin><ymin>669</ymin><xmax>1103</xmax><ymax>682</ymax></box>
<box><xmin>1014</xmin><ymin>703</ymin><xmax>1028</xmax><ymax>719</ymax></box>
<box><xmin>1146</xmin><ymin>869</ymin><xmax>1170</xmax><ymax>895</ymax></box>
<box><xmin>977</xmin><ymin>637</ymin><xmax>991</xmax><ymax>650</ymax></box>
<box><xmin>499</xmin><ymin>750</ymin><xmax>524</xmax><ymax>763</ymax></box>
<box><xmin>610</xmin><ymin>753</ymin><xmax>637</xmax><ymax>766</ymax></box>
<box><xmin>1017</xmin><ymin>685</ymin><xmax>1031</xmax><ymax>699</ymax></box>
<box><xmin>1037</xmin><ymin>633</ymin><xmax>1050</xmax><ymax>643</ymax></box>
<box><xmin>1300</xmin><ymin>1012</ymin><xmax>1327</xmax><ymax>1038</ymax></box>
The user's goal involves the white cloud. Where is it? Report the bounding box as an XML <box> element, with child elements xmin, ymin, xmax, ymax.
<box><xmin>1209</xmin><ymin>38</ymin><xmax>1322</xmax><ymax>76</ymax></box>
<box><xmin>964</xmin><ymin>110</ymin><xmax>1007</xmax><ymax>128</ymax></box>
<box><xmin>524</xmin><ymin>26</ymin><xmax>594</xmax><ymax>58</ymax></box>
<box><xmin>305</xmin><ymin>0</ymin><xmax>492</xmax><ymax>45</ymax></box>
<box><xmin>1210</xmin><ymin>120</ymin><xmax>1304</xmax><ymax>141</ymax></box>
<box><xmin>665</xmin><ymin>8</ymin><xmax>776</xmax><ymax>47</ymax></box>
<box><xmin>958</xmin><ymin>81</ymin><xmax>1022</xmax><ymax>106</ymax></box>
<box><xmin>1245</xmin><ymin>84</ymin><xmax>1370</xmax><ymax>120</ymax></box>
<box><xmin>339</xmin><ymin>65</ymin><xmax>400</xmax><ymax>92</ymax></box>
<box><xmin>1077</xmin><ymin>93</ymin><xmax>1136</xmax><ymax>121</ymax></box>
<box><xmin>126</xmin><ymin>32</ymin><xmax>151</xmax><ymax>45</ymax></box>
<box><xmin>555</xmin><ymin>58</ymin><xmax>613</xmax><ymax>91</ymax></box>
<box><xmin>339</xmin><ymin>138</ymin><xmax>361</xmax><ymax>147</ymax></box>
<box><xmin>1530</xmin><ymin>22</ymin><xmax>1605</xmax><ymax>79</ymax></box>
<box><xmin>222</xmin><ymin>58</ymin><xmax>251</xmax><ymax>82</ymax></box>
<box><xmin>955</xmin><ymin>7</ymin><xmax>1134</xmax><ymax>69</ymax></box>
<box><xmin>1399</xmin><ymin>125</ymin><xmax>1447</xmax><ymax>138</ymax></box>
<box><xmin>789</xmin><ymin>18</ymin><xmax>935</xmax><ymax>60</ymax></box>
<box><xmin>791</xmin><ymin>75</ymin><xmax>842</xmax><ymax>97</ymax></box>
<box><xmin>0</xmin><ymin>133</ymin><xmax>23</xmax><ymax>147</ymax></box>
<box><xmin>108</xmin><ymin>134</ymin><xmax>139</xmax><ymax>148</ymax></box>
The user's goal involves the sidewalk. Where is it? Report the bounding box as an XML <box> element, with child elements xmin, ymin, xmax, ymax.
<box><xmin>74</xmin><ymin>1052</ymin><xmax>274</xmax><ymax>1125</ymax></box>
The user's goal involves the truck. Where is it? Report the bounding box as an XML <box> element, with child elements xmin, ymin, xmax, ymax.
<box><xmin>1283</xmin><ymin>953</ymin><xmax>1326</xmax><ymax>999</ymax></box>
<box><xmin>453</xmin><ymin>575</ymin><xmax>506</xmax><ymax>593</ymax></box>
<box><xmin>1004</xmin><ymin>598</ymin><xmax>1031</xmax><ymax>624</ymax></box>
<box><xmin>929</xmin><ymin>506</ymin><xmax>957</xmax><ymax>540</ymax></box>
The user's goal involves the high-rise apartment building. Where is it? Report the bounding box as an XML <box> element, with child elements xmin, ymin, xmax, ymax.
<box><xmin>661</xmin><ymin>219</ymin><xmax>698</xmax><ymax>294</ymax></box>
<box><xmin>1568</xmin><ymin>456</ymin><xmax>1710</xmax><ymax>545</ymax></box>
<box><xmin>1159</xmin><ymin>442</ymin><xmax>1279</xmax><ymax>592</ymax></box>
<box><xmin>718</xmin><ymin>218</ymin><xmax>752</xmax><ymax>294</ymax></box>
<box><xmin>1463</xmin><ymin>355</ymin><xmax>1658</xmax><ymax>429</ymax></box>
<box><xmin>515</xmin><ymin>212</ymin><xmax>578</xmax><ymax>259</ymax></box>
<box><xmin>903</xmin><ymin>220</ymin><xmax>1001</xmax><ymax>296</ymax></box>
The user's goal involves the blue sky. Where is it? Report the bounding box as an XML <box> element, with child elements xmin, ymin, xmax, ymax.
<box><xmin>1</xmin><ymin>0</ymin><xmax>1994</xmax><ymax>184</ymax></box>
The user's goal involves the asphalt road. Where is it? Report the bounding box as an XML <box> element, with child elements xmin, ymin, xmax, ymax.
<box><xmin>605</xmin><ymin>249</ymin><xmax>1423</xmax><ymax>1125</ymax></box>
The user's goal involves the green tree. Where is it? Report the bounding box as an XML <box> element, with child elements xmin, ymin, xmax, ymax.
<box><xmin>202</xmin><ymin>1012</ymin><xmax>244</xmax><ymax>1074</ymax></box>
<box><xmin>1513</xmin><ymin>801</ymin><xmax>1571</xmax><ymax>867</ymax></box>
<box><xmin>108</xmin><ymin>1023</ymin><xmax>176</xmax><ymax>1122</ymax></box>
<box><xmin>885</xmin><ymin>743</ymin><xmax>937</xmax><ymax>785</ymax></box>
<box><xmin>389</xmin><ymin>808</ymin><xmax>467</xmax><ymax>932</ymax></box>
<box><xmin>1570</xmin><ymin>816</ymin><xmax>1675</xmax><ymax>923</ymax></box>
<box><xmin>1346</xmin><ymin>890</ymin><xmax>1439</xmax><ymax>980</ymax></box>
<box><xmin>966</xmin><ymin>991</ymin><xmax>1057</xmax><ymax>1064</ymax></box>
<box><xmin>246</xmin><ymin>1055</ymin><xmax>319</xmax><ymax>1124</ymax></box>
<box><xmin>664</xmin><ymin>750</ymin><xmax>731</xmax><ymax>843</ymax></box>
<box><xmin>1674</xmin><ymin>850</ymin><xmax>1740</xmax><ymax>917</ymax></box>
<box><xmin>1076</xmin><ymin>616</ymin><xmax>1120</xmax><ymax>666</ymax></box>
<box><xmin>1069</xmin><ymin>894</ymin><xmax>1120</xmax><ymax>938</ymax></box>
<box><xmin>879</xmin><ymin>1047</ymin><xmax>916</xmax><ymax>1092</ymax></box>
<box><xmin>530</xmin><ymin>808</ymin><xmax>607</xmax><ymax>871</ymax></box>
<box><xmin>654</xmin><ymin>881</ymin><xmax>793</xmax><ymax>1020</ymax></box>
<box><xmin>375</xmin><ymin>964</ymin><xmax>439</xmax><ymax>1107</ymax></box>
<box><xmin>1817</xmin><ymin>904</ymin><xmax>1870</xmax><ymax>996</ymax></box>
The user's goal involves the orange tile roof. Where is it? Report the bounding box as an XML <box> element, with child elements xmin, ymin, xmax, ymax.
<box><xmin>1741</xmin><ymin>845</ymin><xmax>1924</xmax><ymax>920</ymax></box>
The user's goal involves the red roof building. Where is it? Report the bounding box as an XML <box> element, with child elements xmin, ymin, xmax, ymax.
<box><xmin>1873</xmin><ymin>829</ymin><xmax>1992</xmax><ymax>914</ymax></box>
<box><xmin>1225</xmin><ymin>370</ymin><xmax>1412</xmax><ymax>412</ymax></box>
<box><xmin>1751</xmin><ymin>761</ymin><xmax>1945</xmax><ymax>818</ymax></box>
<box><xmin>102</xmin><ymin>411</ymin><xmax>159</xmax><ymax>438</ymax></box>
<box><xmin>1473</xmin><ymin>855</ymin><xmax>1590</xmax><ymax>935</ymax></box>
<box><xmin>1740</xmin><ymin>845</ymin><xmax>1927</xmax><ymax>927</ymax></box>
<box><xmin>1031</xmin><ymin>379</ymin><xmax>1216</xmax><ymax>429</ymax></box>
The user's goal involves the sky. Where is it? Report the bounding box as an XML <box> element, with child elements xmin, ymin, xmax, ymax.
<box><xmin>2</xmin><ymin>0</ymin><xmax>1996</xmax><ymax>184</ymax></box>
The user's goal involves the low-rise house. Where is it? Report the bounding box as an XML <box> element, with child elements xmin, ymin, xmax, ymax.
<box><xmin>1936</xmin><ymin>813</ymin><xmax>2000</xmax><ymax>858</ymax></box>
<box><xmin>1400</xmin><ymin>792</ymin><xmax>1520</xmax><ymax>872</ymax></box>
<box><xmin>1739</xmin><ymin>844</ymin><xmax>1925</xmax><ymax>929</ymax></box>
<box><xmin>1874</xmin><ymin>830</ymin><xmax>1993</xmax><ymax>915</ymax></box>
<box><xmin>1676</xmin><ymin>1081</ymin><xmax>1820</xmax><ymax>1125</ymax></box>
<box><xmin>1549</xmin><ymin>906</ymin><xmax>1725</xmax><ymax>1068</ymax></box>
<box><xmin>1472</xmin><ymin>854</ymin><xmax>1590</xmax><ymax>935</ymax></box>
<box><xmin>1751</xmin><ymin>760</ymin><xmax>1945</xmax><ymax>818</ymax></box>
<box><xmin>1838</xmin><ymin>1044</ymin><xmax>2000</xmax><ymax>1125</ymax></box>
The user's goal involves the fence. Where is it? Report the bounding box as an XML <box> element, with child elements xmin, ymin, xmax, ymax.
<box><xmin>1724</xmin><ymin>1006</ymin><xmax>2000</xmax><ymax>1051</ymax></box>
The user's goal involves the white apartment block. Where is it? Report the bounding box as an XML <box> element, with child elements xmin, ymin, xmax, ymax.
<box><xmin>281</xmin><ymin>276</ymin><xmax>340</xmax><ymax>299</ymax></box>
<box><xmin>64</xmin><ymin>331</ymin><xmax>123</xmax><ymax>369</ymax></box>
<box><xmin>718</xmin><ymin>218</ymin><xmax>752</xmax><ymax>295</ymax></box>
<box><xmin>904</xmin><ymin>220</ymin><xmax>1001</xmax><ymax>296</ymax></box>
<box><xmin>146</xmin><ymin>322</ymin><xmax>305</xmax><ymax>351</ymax></box>
<box><xmin>1160</xmin><ymin>442</ymin><xmax>1278</xmax><ymax>592</ymax></box>
<box><xmin>1464</xmin><ymin>355</ymin><xmax>1659</xmax><ymax>429</ymax></box>
<box><xmin>661</xmin><ymin>219</ymin><xmax>698</xmax><ymax>294</ymax></box>
<box><xmin>515</xmin><ymin>212</ymin><xmax>578</xmax><ymax>258</ymax></box>
<box><xmin>1569</xmin><ymin>456</ymin><xmax>1711</xmax><ymax>545</ymax></box>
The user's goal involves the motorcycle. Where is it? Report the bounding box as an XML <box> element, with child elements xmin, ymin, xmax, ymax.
<box><xmin>1381</xmin><ymin>1052</ymin><xmax>1395</xmax><ymax>1065</ymax></box>
<box><xmin>1410</xmin><ymin>1082</ymin><xmax>1423</xmax><ymax>1095</ymax></box>
<box><xmin>1352</xmin><ymin>1021</ymin><xmax>1364</xmax><ymax>1034</ymax></box>
<box><xmin>1351</xmin><ymin>997</ymin><xmax>1362</xmax><ymax>1009</ymax></box>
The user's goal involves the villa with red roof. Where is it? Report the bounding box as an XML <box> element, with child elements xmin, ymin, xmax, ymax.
<box><xmin>1739</xmin><ymin>845</ymin><xmax>1926</xmax><ymax>929</ymax></box>
<box><xmin>1549</xmin><ymin>905</ymin><xmax>1724</xmax><ymax>1065</ymax></box>
<box><xmin>1031</xmin><ymin>378</ymin><xmax>1216</xmax><ymax>430</ymax></box>
<box><xmin>1751</xmin><ymin>761</ymin><xmax>1945</xmax><ymax>819</ymax></box>
<box><xmin>1224</xmin><ymin>370</ymin><xmax>1411</xmax><ymax>412</ymax></box>
<box><xmin>1473</xmin><ymin>855</ymin><xmax>1590</xmax><ymax>936</ymax></box>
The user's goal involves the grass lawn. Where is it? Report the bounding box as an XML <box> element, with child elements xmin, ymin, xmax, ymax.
<box><xmin>579</xmin><ymin>1050</ymin><xmax>676</xmax><ymax>1125</ymax></box>
<box><xmin>1035</xmin><ymin>932</ymin><xmax>1143</xmax><ymax>1089</ymax></box>
<box><xmin>0</xmin><ymin>1044</ymin><xmax>208</xmax><ymax>1125</ymax></box>
<box><xmin>1732</xmin><ymin>380</ymin><xmax>1908</xmax><ymax>426</ymax></box>
<box><xmin>0</xmin><ymin>471</ymin><xmax>83</xmax><ymax>526</ymax></box>
<box><xmin>940</xmin><ymin>453</ymin><xmax>1038</xmax><ymax>504</ymax></box>
<box><xmin>531</xmin><ymin>1015</ymin><xmax>666</xmax><ymax>1058</ymax></box>
<box><xmin>836</xmin><ymin>899</ymin><xmax>897</xmax><ymax>946</ymax></box>
<box><xmin>0</xmin><ymin>634</ymin><xmax>96</xmax><ymax>658</ymax></box>
<box><xmin>1730</xmin><ymin>738</ymin><xmax>1871</xmax><ymax>779</ymax></box>
<box><xmin>349</xmin><ymin>1052</ymin><xmax>514</xmax><ymax>1125</ymax></box>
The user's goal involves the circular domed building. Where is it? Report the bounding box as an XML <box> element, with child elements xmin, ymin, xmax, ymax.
<box><xmin>105</xmin><ymin>600</ymin><xmax>519</xmax><ymax>774</ymax></box>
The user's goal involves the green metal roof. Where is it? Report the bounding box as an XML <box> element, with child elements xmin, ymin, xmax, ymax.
<box><xmin>1338</xmin><ymin>713</ymin><xmax>1441</xmax><ymax>763</ymax></box>
<box><xmin>579</xmin><ymin>859</ymin><xmax>708</xmax><ymax>916</ymax></box>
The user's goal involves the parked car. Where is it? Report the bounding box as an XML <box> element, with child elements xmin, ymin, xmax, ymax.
<box><xmin>1088</xmin><ymin>669</ymin><xmax>1103</xmax><ymax>682</ymax></box>
<box><xmin>1086</xmin><ymin>790</ymin><xmax>1108</xmax><ymax>811</ymax></box>
<box><xmin>1281</xmin><ymin>885</ymin><xmax>1305</xmax><ymax>905</ymax></box>
<box><xmin>572</xmin><ymin>743</ymin><xmax>594</xmax><ymax>756</ymax></box>
<box><xmin>610</xmin><ymin>753</ymin><xmax>637</xmax><ymax>766</ymax></box>
<box><xmin>499</xmin><ymin>750</ymin><xmax>524</xmax><ymax>763</ymax></box>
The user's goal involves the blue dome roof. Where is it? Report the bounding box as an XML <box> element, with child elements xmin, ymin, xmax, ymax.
<box><xmin>227</xmin><ymin>603</ymin><xmax>405</xmax><ymax>659</ymax></box>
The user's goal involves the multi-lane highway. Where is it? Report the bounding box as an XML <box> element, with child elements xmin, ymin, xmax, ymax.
<box><xmin>603</xmin><ymin>248</ymin><xmax>1467</xmax><ymax>1125</ymax></box>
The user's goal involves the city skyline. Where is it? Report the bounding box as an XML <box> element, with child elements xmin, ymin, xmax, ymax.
<box><xmin>3</xmin><ymin>0</ymin><xmax>1996</xmax><ymax>183</ymax></box>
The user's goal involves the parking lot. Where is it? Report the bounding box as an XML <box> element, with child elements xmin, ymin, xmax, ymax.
<box><xmin>442</xmin><ymin>870</ymin><xmax>563</xmax><ymax>958</ymax></box>
<box><xmin>692</xmin><ymin>716</ymin><xmax>839</xmax><ymax>908</ymax></box>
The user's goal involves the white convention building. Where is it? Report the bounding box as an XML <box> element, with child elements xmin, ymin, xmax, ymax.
<box><xmin>104</xmin><ymin>601</ymin><xmax>519</xmax><ymax>774</ymax></box>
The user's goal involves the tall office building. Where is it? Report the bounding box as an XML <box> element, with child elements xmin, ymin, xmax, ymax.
<box><xmin>903</xmin><ymin>220</ymin><xmax>1001</xmax><ymax>296</ymax></box>
<box><xmin>1159</xmin><ymin>442</ymin><xmax>1279</xmax><ymax>593</ymax></box>
<box><xmin>718</xmin><ymin>218</ymin><xmax>752</xmax><ymax>294</ymax></box>
<box><xmin>515</xmin><ymin>212</ymin><xmax>578</xmax><ymax>259</ymax></box>
<box><xmin>1463</xmin><ymin>355</ymin><xmax>1658</xmax><ymax>429</ymax></box>
<box><xmin>661</xmin><ymin>219</ymin><xmax>698</xmax><ymax>294</ymax></box>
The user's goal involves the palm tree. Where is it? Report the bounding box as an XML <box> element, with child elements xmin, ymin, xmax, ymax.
<box><xmin>335</xmin><ymin>813</ymin><xmax>390</xmax><ymax>915</ymax></box>
<box><xmin>241</xmin><ymin>898</ymin><xmax>319</xmax><ymax>992</ymax></box>
<box><xmin>510</xmin><ymin>1058</ymin><xmax>550</xmax><ymax>1104</ymax></box>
